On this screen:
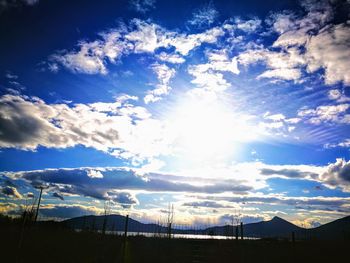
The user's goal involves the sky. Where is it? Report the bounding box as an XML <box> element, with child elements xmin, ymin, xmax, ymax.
<box><xmin>0</xmin><ymin>0</ymin><xmax>350</xmax><ymax>228</ymax></box>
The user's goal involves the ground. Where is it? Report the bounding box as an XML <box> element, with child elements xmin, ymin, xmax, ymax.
<box><xmin>1</xmin><ymin>220</ymin><xmax>349</xmax><ymax>263</ymax></box>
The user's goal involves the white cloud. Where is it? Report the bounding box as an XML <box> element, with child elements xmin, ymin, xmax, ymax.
<box><xmin>5</xmin><ymin>72</ymin><xmax>18</xmax><ymax>79</ymax></box>
<box><xmin>87</xmin><ymin>170</ymin><xmax>104</xmax><ymax>178</ymax></box>
<box><xmin>257</xmin><ymin>68</ymin><xmax>301</xmax><ymax>81</ymax></box>
<box><xmin>188</xmin><ymin>2</ymin><xmax>219</xmax><ymax>27</ymax></box>
<box><xmin>53</xmin><ymin>31</ymin><xmax>127</xmax><ymax>74</ymax></box>
<box><xmin>3</xmin><ymin>158</ymin><xmax>350</xmax><ymax>221</ymax></box>
<box><xmin>126</xmin><ymin>20</ymin><xmax>225</xmax><ymax>56</ymax></box>
<box><xmin>298</xmin><ymin>104</ymin><xmax>350</xmax><ymax>124</ymax></box>
<box><xmin>186</xmin><ymin>49</ymin><xmax>239</xmax><ymax>95</ymax></box>
<box><xmin>205</xmin><ymin>49</ymin><xmax>240</xmax><ymax>74</ymax></box>
<box><xmin>235</xmin><ymin>17</ymin><xmax>262</xmax><ymax>33</ymax></box>
<box><xmin>0</xmin><ymin>94</ymin><xmax>173</xmax><ymax>164</ymax></box>
<box><xmin>238</xmin><ymin>47</ymin><xmax>305</xmax><ymax>82</ymax></box>
<box><xmin>53</xmin><ymin>20</ymin><xmax>225</xmax><ymax>74</ymax></box>
<box><xmin>144</xmin><ymin>63</ymin><xmax>176</xmax><ymax>103</ymax></box>
<box><xmin>162</xmin><ymin>26</ymin><xmax>225</xmax><ymax>56</ymax></box>
<box><xmin>320</xmin><ymin>158</ymin><xmax>350</xmax><ymax>191</ymax></box>
<box><xmin>328</xmin><ymin>89</ymin><xmax>350</xmax><ymax>103</ymax></box>
<box><xmin>264</xmin><ymin>113</ymin><xmax>286</xmax><ymax>121</ymax></box>
<box><xmin>237</xmin><ymin>2</ymin><xmax>350</xmax><ymax>86</ymax></box>
<box><xmin>151</xmin><ymin>63</ymin><xmax>176</xmax><ymax>85</ymax></box>
<box><xmin>328</xmin><ymin>89</ymin><xmax>342</xmax><ymax>100</ymax></box>
<box><xmin>305</xmin><ymin>23</ymin><xmax>350</xmax><ymax>85</ymax></box>
<box><xmin>129</xmin><ymin>0</ymin><xmax>156</xmax><ymax>13</ymax></box>
<box><xmin>324</xmin><ymin>139</ymin><xmax>350</xmax><ymax>149</ymax></box>
<box><xmin>126</xmin><ymin>20</ymin><xmax>162</xmax><ymax>53</ymax></box>
<box><xmin>267</xmin><ymin>3</ymin><xmax>350</xmax><ymax>86</ymax></box>
<box><xmin>188</xmin><ymin>67</ymin><xmax>231</xmax><ymax>93</ymax></box>
<box><xmin>269</xmin><ymin>13</ymin><xmax>297</xmax><ymax>34</ymax></box>
<box><xmin>156</xmin><ymin>52</ymin><xmax>185</xmax><ymax>64</ymax></box>
<box><xmin>270</xmin><ymin>1</ymin><xmax>333</xmax><ymax>46</ymax></box>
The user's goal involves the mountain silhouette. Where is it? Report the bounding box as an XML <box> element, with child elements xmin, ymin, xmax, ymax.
<box><xmin>62</xmin><ymin>214</ymin><xmax>350</xmax><ymax>240</ymax></box>
<box><xmin>309</xmin><ymin>215</ymin><xmax>350</xmax><ymax>240</ymax></box>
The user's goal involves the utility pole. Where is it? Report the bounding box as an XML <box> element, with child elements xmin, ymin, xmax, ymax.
<box><xmin>34</xmin><ymin>186</ymin><xmax>43</xmax><ymax>222</ymax></box>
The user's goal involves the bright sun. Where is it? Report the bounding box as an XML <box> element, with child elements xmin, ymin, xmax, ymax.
<box><xmin>168</xmin><ymin>96</ymin><xmax>257</xmax><ymax>167</ymax></box>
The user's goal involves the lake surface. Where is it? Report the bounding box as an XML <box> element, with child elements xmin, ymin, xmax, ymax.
<box><xmin>105</xmin><ymin>231</ymin><xmax>259</xmax><ymax>240</ymax></box>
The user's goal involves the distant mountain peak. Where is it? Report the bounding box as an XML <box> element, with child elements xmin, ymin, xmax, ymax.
<box><xmin>271</xmin><ymin>216</ymin><xmax>285</xmax><ymax>221</ymax></box>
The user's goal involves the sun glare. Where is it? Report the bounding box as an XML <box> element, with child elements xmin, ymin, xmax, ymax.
<box><xmin>168</xmin><ymin>96</ymin><xmax>257</xmax><ymax>166</ymax></box>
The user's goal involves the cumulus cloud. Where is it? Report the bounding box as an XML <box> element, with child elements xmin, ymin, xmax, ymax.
<box><xmin>305</xmin><ymin>23</ymin><xmax>350</xmax><ymax>85</ymax></box>
<box><xmin>320</xmin><ymin>158</ymin><xmax>350</xmax><ymax>191</ymax></box>
<box><xmin>188</xmin><ymin>2</ymin><xmax>219</xmax><ymax>27</ymax></box>
<box><xmin>238</xmin><ymin>1</ymin><xmax>350</xmax><ymax>85</ymax></box>
<box><xmin>0</xmin><ymin>94</ymin><xmax>172</xmax><ymax>164</ymax></box>
<box><xmin>270</xmin><ymin>2</ymin><xmax>333</xmax><ymax>47</ymax></box>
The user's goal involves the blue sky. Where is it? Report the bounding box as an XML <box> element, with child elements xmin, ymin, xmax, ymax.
<box><xmin>0</xmin><ymin>0</ymin><xmax>350</xmax><ymax>227</ymax></box>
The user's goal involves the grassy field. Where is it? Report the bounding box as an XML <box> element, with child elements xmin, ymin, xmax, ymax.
<box><xmin>1</xmin><ymin>219</ymin><xmax>349</xmax><ymax>263</ymax></box>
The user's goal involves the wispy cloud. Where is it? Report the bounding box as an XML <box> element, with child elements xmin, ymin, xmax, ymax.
<box><xmin>144</xmin><ymin>63</ymin><xmax>176</xmax><ymax>103</ymax></box>
<box><xmin>129</xmin><ymin>0</ymin><xmax>156</xmax><ymax>14</ymax></box>
<box><xmin>188</xmin><ymin>2</ymin><xmax>219</xmax><ymax>27</ymax></box>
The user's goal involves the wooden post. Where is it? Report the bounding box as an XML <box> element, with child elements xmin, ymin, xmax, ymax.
<box><xmin>168</xmin><ymin>222</ymin><xmax>172</xmax><ymax>239</ymax></box>
<box><xmin>235</xmin><ymin>225</ymin><xmax>239</xmax><ymax>240</ymax></box>
<box><xmin>292</xmin><ymin>231</ymin><xmax>295</xmax><ymax>244</ymax></box>
<box><xmin>124</xmin><ymin>215</ymin><xmax>129</xmax><ymax>239</ymax></box>
<box><xmin>34</xmin><ymin>187</ymin><xmax>43</xmax><ymax>222</ymax></box>
<box><xmin>122</xmin><ymin>215</ymin><xmax>129</xmax><ymax>263</ymax></box>
<box><xmin>240</xmin><ymin>222</ymin><xmax>243</xmax><ymax>240</ymax></box>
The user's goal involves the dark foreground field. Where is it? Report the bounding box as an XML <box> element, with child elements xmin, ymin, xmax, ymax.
<box><xmin>1</xmin><ymin>223</ymin><xmax>349</xmax><ymax>263</ymax></box>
